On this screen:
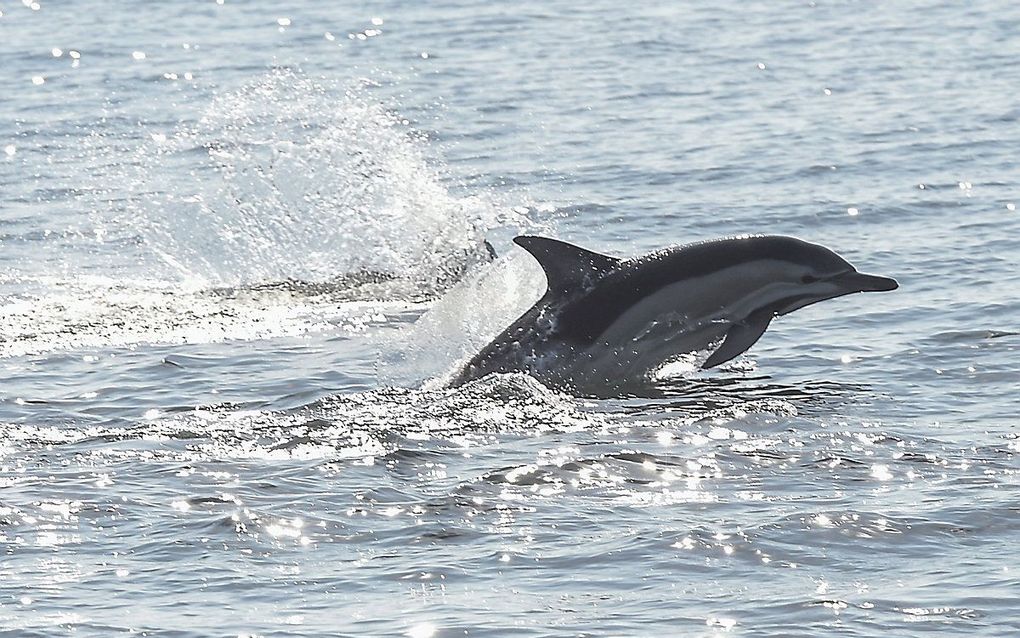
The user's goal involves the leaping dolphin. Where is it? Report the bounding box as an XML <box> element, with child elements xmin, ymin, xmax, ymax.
<box><xmin>449</xmin><ymin>235</ymin><xmax>898</xmax><ymax>393</ymax></box>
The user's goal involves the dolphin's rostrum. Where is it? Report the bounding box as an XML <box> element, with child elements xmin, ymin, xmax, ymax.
<box><xmin>450</xmin><ymin>235</ymin><xmax>897</xmax><ymax>393</ymax></box>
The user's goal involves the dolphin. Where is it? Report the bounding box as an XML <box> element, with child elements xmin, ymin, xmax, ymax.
<box><xmin>449</xmin><ymin>234</ymin><xmax>898</xmax><ymax>393</ymax></box>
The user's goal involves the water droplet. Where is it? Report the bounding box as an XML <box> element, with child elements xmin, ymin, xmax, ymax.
<box><xmin>132</xmin><ymin>51</ymin><xmax>146</xmax><ymax>60</ymax></box>
<box><xmin>756</xmin><ymin>62</ymin><xmax>766</xmax><ymax>70</ymax></box>
<box><xmin>277</xmin><ymin>17</ymin><xmax>291</xmax><ymax>26</ymax></box>
<box><xmin>51</xmin><ymin>47</ymin><xmax>62</xmax><ymax>57</ymax></box>
<box><xmin>823</xmin><ymin>87</ymin><xmax>832</xmax><ymax>95</ymax></box>
<box><xmin>371</xmin><ymin>17</ymin><xmax>384</xmax><ymax>26</ymax></box>
<box><xmin>1007</xmin><ymin>202</ymin><xmax>1016</xmax><ymax>211</ymax></box>
<box><xmin>846</xmin><ymin>207</ymin><xmax>859</xmax><ymax>216</ymax></box>
<box><xmin>420</xmin><ymin>51</ymin><xmax>430</xmax><ymax>59</ymax></box>
<box><xmin>324</xmin><ymin>31</ymin><xmax>335</xmax><ymax>41</ymax></box>
<box><xmin>69</xmin><ymin>50</ymin><xmax>80</xmax><ymax>59</ymax></box>
<box><xmin>3</xmin><ymin>145</ymin><xmax>14</xmax><ymax>156</ymax></box>
<box><xmin>31</xmin><ymin>75</ymin><xmax>45</xmax><ymax>85</ymax></box>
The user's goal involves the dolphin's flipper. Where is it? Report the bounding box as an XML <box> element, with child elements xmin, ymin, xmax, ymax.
<box><xmin>514</xmin><ymin>235</ymin><xmax>621</xmax><ymax>295</ymax></box>
<box><xmin>702</xmin><ymin>311</ymin><xmax>773</xmax><ymax>369</ymax></box>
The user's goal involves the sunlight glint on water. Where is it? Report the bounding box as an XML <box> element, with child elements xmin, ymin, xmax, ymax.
<box><xmin>1</xmin><ymin>1</ymin><xmax>1019</xmax><ymax>636</ymax></box>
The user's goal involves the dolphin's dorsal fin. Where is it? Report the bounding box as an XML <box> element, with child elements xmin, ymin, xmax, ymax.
<box><xmin>514</xmin><ymin>235</ymin><xmax>621</xmax><ymax>295</ymax></box>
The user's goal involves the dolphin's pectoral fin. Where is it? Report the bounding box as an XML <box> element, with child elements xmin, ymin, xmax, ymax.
<box><xmin>514</xmin><ymin>235</ymin><xmax>621</xmax><ymax>295</ymax></box>
<box><xmin>702</xmin><ymin>311</ymin><xmax>773</xmax><ymax>369</ymax></box>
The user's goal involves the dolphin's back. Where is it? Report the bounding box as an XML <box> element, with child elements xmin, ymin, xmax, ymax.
<box><xmin>552</xmin><ymin>235</ymin><xmax>842</xmax><ymax>344</ymax></box>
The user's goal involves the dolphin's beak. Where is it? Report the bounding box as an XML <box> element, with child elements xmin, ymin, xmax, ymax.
<box><xmin>832</xmin><ymin>271</ymin><xmax>899</xmax><ymax>292</ymax></box>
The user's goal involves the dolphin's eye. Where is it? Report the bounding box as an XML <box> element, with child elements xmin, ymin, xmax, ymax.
<box><xmin>801</xmin><ymin>274</ymin><xmax>820</xmax><ymax>284</ymax></box>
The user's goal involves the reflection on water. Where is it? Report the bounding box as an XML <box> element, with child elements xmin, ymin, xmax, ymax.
<box><xmin>624</xmin><ymin>374</ymin><xmax>870</xmax><ymax>412</ymax></box>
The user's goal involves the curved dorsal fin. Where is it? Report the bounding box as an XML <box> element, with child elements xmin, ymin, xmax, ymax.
<box><xmin>513</xmin><ymin>235</ymin><xmax>621</xmax><ymax>296</ymax></box>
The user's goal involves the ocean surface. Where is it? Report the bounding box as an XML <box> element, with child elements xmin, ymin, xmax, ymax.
<box><xmin>2</xmin><ymin>1</ymin><xmax>1018</xmax><ymax>635</ymax></box>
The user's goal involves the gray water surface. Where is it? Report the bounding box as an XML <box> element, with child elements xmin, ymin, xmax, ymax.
<box><xmin>1</xmin><ymin>1</ymin><xmax>1018</xmax><ymax>636</ymax></box>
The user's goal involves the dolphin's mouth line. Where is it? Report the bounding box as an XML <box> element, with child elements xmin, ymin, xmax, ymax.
<box><xmin>828</xmin><ymin>270</ymin><xmax>899</xmax><ymax>292</ymax></box>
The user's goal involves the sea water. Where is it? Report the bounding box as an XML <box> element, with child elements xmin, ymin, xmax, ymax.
<box><xmin>1</xmin><ymin>1</ymin><xmax>1018</xmax><ymax>635</ymax></box>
